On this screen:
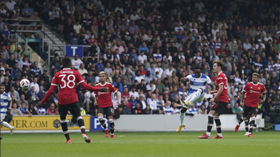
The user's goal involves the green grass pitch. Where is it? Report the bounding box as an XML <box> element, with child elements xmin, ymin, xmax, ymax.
<box><xmin>1</xmin><ymin>131</ymin><xmax>280</xmax><ymax>157</ymax></box>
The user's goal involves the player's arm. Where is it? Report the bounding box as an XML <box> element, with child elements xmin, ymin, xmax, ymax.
<box><xmin>206</xmin><ymin>76</ymin><xmax>215</xmax><ymax>90</ymax></box>
<box><xmin>240</xmin><ymin>91</ymin><xmax>246</xmax><ymax>105</ymax></box>
<box><xmin>114</xmin><ymin>91</ymin><xmax>120</xmax><ymax>105</ymax></box>
<box><xmin>9</xmin><ymin>100</ymin><xmax>12</xmax><ymax>110</ymax></box>
<box><xmin>208</xmin><ymin>83</ymin><xmax>215</xmax><ymax>91</ymax></box>
<box><xmin>76</xmin><ymin>72</ymin><xmax>108</xmax><ymax>92</ymax></box>
<box><xmin>260</xmin><ymin>87</ymin><xmax>267</xmax><ymax>104</ymax></box>
<box><xmin>240</xmin><ymin>84</ymin><xmax>249</xmax><ymax>104</ymax></box>
<box><xmin>210</xmin><ymin>84</ymin><xmax>224</xmax><ymax>103</ymax></box>
<box><xmin>40</xmin><ymin>74</ymin><xmax>58</xmax><ymax>105</ymax></box>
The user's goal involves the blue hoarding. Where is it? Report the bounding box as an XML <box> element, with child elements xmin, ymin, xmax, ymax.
<box><xmin>90</xmin><ymin>116</ymin><xmax>110</xmax><ymax>131</ymax></box>
<box><xmin>65</xmin><ymin>45</ymin><xmax>83</xmax><ymax>57</ymax></box>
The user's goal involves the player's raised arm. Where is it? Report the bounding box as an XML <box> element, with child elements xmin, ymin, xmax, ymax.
<box><xmin>40</xmin><ymin>74</ymin><xmax>58</xmax><ymax>104</ymax></box>
<box><xmin>76</xmin><ymin>71</ymin><xmax>108</xmax><ymax>92</ymax></box>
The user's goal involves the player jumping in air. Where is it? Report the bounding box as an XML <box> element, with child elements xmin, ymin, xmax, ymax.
<box><xmin>39</xmin><ymin>58</ymin><xmax>107</xmax><ymax>144</ymax></box>
<box><xmin>177</xmin><ymin>66</ymin><xmax>214</xmax><ymax>132</ymax></box>
<box><xmin>0</xmin><ymin>84</ymin><xmax>15</xmax><ymax>140</ymax></box>
<box><xmin>235</xmin><ymin>73</ymin><xmax>266</xmax><ymax>137</ymax></box>
<box><xmin>199</xmin><ymin>61</ymin><xmax>228</xmax><ymax>139</ymax></box>
<box><xmin>94</xmin><ymin>72</ymin><xmax>120</xmax><ymax>139</ymax></box>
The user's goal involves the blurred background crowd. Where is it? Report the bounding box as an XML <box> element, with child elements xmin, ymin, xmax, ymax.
<box><xmin>0</xmin><ymin>0</ymin><xmax>280</xmax><ymax>126</ymax></box>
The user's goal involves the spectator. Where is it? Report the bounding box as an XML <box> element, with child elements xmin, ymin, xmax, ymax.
<box><xmin>29</xmin><ymin>77</ymin><xmax>39</xmax><ymax>93</ymax></box>
<box><xmin>71</xmin><ymin>54</ymin><xmax>83</xmax><ymax>70</ymax></box>
<box><xmin>28</xmin><ymin>102</ymin><xmax>38</xmax><ymax>115</ymax></box>
<box><xmin>132</xmin><ymin>103</ymin><xmax>143</xmax><ymax>114</ymax></box>
<box><xmin>36</xmin><ymin>104</ymin><xmax>46</xmax><ymax>115</ymax></box>
<box><xmin>29</xmin><ymin>86</ymin><xmax>39</xmax><ymax>103</ymax></box>
<box><xmin>232</xmin><ymin>102</ymin><xmax>243</xmax><ymax>121</ymax></box>
<box><xmin>163</xmin><ymin>101</ymin><xmax>174</xmax><ymax>115</ymax></box>
<box><xmin>148</xmin><ymin>94</ymin><xmax>158</xmax><ymax>114</ymax></box>
<box><xmin>18</xmin><ymin>101</ymin><xmax>30</xmax><ymax>115</ymax></box>
<box><xmin>121</xmin><ymin>100</ymin><xmax>131</xmax><ymax>114</ymax></box>
<box><xmin>8</xmin><ymin>86</ymin><xmax>20</xmax><ymax>104</ymax></box>
<box><xmin>113</xmin><ymin>77</ymin><xmax>124</xmax><ymax>92</ymax></box>
<box><xmin>0</xmin><ymin>70</ymin><xmax>4</xmax><ymax>83</ymax></box>
<box><xmin>10</xmin><ymin>102</ymin><xmax>22</xmax><ymax>116</ymax></box>
<box><xmin>37</xmin><ymin>86</ymin><xmax>45</xmax><ymax>101</ymax></box>
<box><xmin>1</xmin><ymin>24</ymin><xmax>11</xmax><ymax>40</ymax></box>
<box><xmin>224</xmin><ymin>103</ymin><xmax>233</xmax><ymax>114</ymax></box>
<box><xmin>11</xmin><ymin>62</ymin><xmax>21</xmax><ymax>80</ymax></box>
<box><xmin>186</xmin><ymin>105</ymin><xmax>198</xmax><ymax>115</ymax></box>
<box><xmin>198</xmin><ymin>104</ymin><xmax>207</xmax><ymax>114</ymax></box>
<box><xmin>78</xmin><ymin>63</ymin><xmax>88</xmax><ymax>75</ymax></box>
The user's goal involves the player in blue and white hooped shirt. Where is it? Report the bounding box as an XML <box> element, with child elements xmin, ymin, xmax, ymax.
<box><xmin>176</xmin><ymin>66</ymin><xmax>214</xmax><ymax>132</ymax></box>
<box><xmin>0</xmin><ymin>84</ymin><xmax>15</xmax><ymax>140</ymax></box>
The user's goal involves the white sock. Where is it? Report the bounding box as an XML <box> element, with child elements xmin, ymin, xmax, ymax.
<box><xmin>2</xmin><ymin>121</ymin><xmax>13</xmax><ymax>130</ymax></box>
<box><xmin>180</xmin><ymin>112</ymin><xmax>185</xmax><ymax>125</ymax></box>
<box><xmin>206</xmin><ymin>132</ymin><xmax>211</xmax><ymax>136</ymax></box>
<box><xmin>218</xmin><ymin>133</ymin><xmax>222</xmax><ymax>137</ymax></box>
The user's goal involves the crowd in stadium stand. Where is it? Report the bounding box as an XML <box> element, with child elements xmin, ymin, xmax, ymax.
<box><xmin>0</xmin><ymin>0</ymin><xmax>280</xmax><ymax>120</ymax></box>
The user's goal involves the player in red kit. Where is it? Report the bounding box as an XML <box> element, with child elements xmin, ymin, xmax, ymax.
<box><xmin>235</xmin><ymin>73</ymin><xmax>266</xmax><ymax>137</ymax></box>
<box><xmin>39</xmin><ymin>58</ymin><xmax>107</xmax><ymax>144</ymax></box>
<box><xmin>199</xmin><ymin>61</ymin><xmax>228</xmax><ymax>139</ymax></box>
<box><xmin>94</xmin><ymin>72</ymin><xmax>120</xmax><ymax>139</ymax></box>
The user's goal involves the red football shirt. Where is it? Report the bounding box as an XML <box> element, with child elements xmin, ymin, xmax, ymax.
<box><xmin>243</xmin><ymin>82</ymin><xmax>266</xmax><ymax>107</ymax></box>
<box><xmin>215</xmin><ymin>71</ymin><xmax>229</xmax><ymax>103</ymax></box>
<box><xmin>41</xmin><ymin>68</ymin><xmax>101</xmax><ymax>105</ymax></box>
<box><xmin>94</xmin><ymin>82</ymin><xmax>117</xmax><ymax>108</ymax></box>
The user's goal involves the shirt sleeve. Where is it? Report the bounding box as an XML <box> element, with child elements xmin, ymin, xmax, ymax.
<box><xmin>216</xmin><ymin>75</ymin><xmax>224</xmax><ymax>86</ymax></box>
<box><xmin>110</xmin><ymin>84</ymin><xmax>117</xmax><ymax>93</ymax></box>
<box><xmin>186</xmin><ymin>75</ymin><xmax>192</xmax><ymax>81</ymax></box>
<box><xmin>76</xmin><ymin>70</ymin><xmax>85</xmax><ymax>85</ymax></box>
<box><xmin>7</xmin><ymin>94</ymin><xmax>12</xmax><ymax>101</ymax></box>
<box><xmin>243</xmin><ymin>84</ymin><xmax>249</xmax><ymax>92</ymax></box>
<box><xmin>51</xmin><ymin>73</ymin><xmax>58</xmax><ymax>87</ymax></box>
<box><xmin>206</xmin><ymin>76</ymin><xmax>212</xmax><ymax>84</ymax></box>
<box><xmin>261</xmin><ymin>85</ymin><xmax>266</xmax><ymax>93</ymax></box>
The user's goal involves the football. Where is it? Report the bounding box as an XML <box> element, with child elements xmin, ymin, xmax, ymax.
<box><xmin>20</xmin><ymin>79</ymin><xmax>30</xmax><ymax>90</ymax></box>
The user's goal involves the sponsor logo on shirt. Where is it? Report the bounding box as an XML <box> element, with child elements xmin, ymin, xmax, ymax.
<box><xmin>249</xmin><ymin>90</ymin><xmax>260</xmax><ymax>93</ymax></box>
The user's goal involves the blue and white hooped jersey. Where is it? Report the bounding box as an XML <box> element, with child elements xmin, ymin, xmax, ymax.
<box><xmin>1</xmin><ymin>92</ymin><xmax>11</xmax><ymax>114</ymax></box>
<box><xmin>186</xmin><ymin>73</ymin><xmax>212</xmax><ymax>94</ymax></box>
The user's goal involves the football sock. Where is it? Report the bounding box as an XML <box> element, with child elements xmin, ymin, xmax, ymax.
<box><xmin>245</xmin><ymin>120</ymin><xmax>249</xmax><ymax>132</ymax></box>
<box><xmin>180</xmin><ymin>112</ymin><xmax>185</xmax><ymax>125</ymax></box>
<box><xmin>249</xmin><ymin>116</ymin><xmax>256</xmax><ymax>133</ymax></box>
<box><xmin>61</xmin><ymin>120</ymin><xmax>70</xmax><ymax>140</ymax></box>
<box><xmin>63</xmin><ymin>131</ymin><xmax>70</xmax><ymax>140</ymax></box>
<box><xmin>109</xmin><ymin>119</ymin><xmax>115</xmax><ymax>134</ymax></box>
<box><xmin>77</xmin><ymin>116</ymin><xmax>86</xmax><ymax>134</ymax></box>
<box><xmin>206</xmin><ymin>114</ymin><xmax>213</xmax><ymax>136</ymax></box>
<box><xmin>1</xmin><ymin>121</ymin><xmax>13</xmax><ymax>130</ymax></box>
<box><xmin>214</xmin><ymin>117</ymin><xmax>222</xmax><ymax>136</ymax></box>
<box><xmin>238</xmin><ymin>118</ymin><xmax>243</xmax><ymax>125</ymax></box>
<box><xmin>99</xmin><ymin>117</ymin><xmax>107</xmax><ymax>129</ymax></box>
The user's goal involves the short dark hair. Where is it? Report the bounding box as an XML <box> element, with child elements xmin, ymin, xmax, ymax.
<box><xmin>62</xmin><ymin>58</ymin><xmax>71</xmax><ymax>68</ymax></box>
<box><xmin>213</xmin><ymin>61</ymin><xmax>224</xmax><ymax>69</ymax></box>
<box><xmin>193</xmin><ymin>65</ymin><xmax>202</xmax><ymax>70</ymax></box>
<box><xmin>0</xmin><ymin>84</ymin><xmax>5</xmax><ymax>87</ymax></box>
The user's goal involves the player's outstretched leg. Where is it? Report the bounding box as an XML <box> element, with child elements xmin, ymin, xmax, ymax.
<box><xmin>109</xmin><ymin>119</ymin><xmax>115</xmax><ymax>138</ymax></box>
<box><xmin>177</xmin><ymin>107</ymin><xmax>187</xmax><ymax>132</ymax></box>
<box><xmin>99</xmin><ymin>116</ymin><xmax>109</xmax><ymax>137</ymax></box>
<box><xmin>1</xmin><ymin>121</ymin><xmax>15</xmax><ymax>134</ymax></box>
<box><xmin>213</xmin><ymin>115</ymin><xmax>223</xmax><ymax>139</ymax></box>
<box><xmin>248</xmin><ymin>115</ymin><xmax>256</xmax><ymax>137</ymax></box>
<box><xmin>235</xmin><ymin>117</ymin><xmax>243</xmax><ymax>132</ymax></box>
<box><xmin>77</xmin><ymin>116</ymin><xmax>91</xmax><ymax>143</ymax></box>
